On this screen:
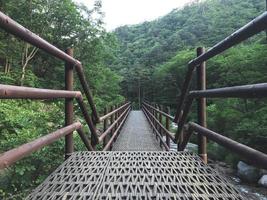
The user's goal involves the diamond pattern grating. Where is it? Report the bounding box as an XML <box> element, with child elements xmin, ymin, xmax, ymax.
<box><xmin>27</xmin><ymin>151</ymin><xmax>245</xmax><ymax>200</ymax></box>
<box><xmin>112</xmin><ymin>111</ymin><xmax>162</xmax><ymax>151</ymax></box>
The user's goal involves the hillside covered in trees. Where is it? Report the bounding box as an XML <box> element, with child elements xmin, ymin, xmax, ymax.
<box><xmin>111</xmin><ymin>0</ymin><xmax>267</xmax><ymax>166</ymax></box>
<box><xmin>0</xmin><ymin>0</ymin><xmax>124</xmax><ymax>199</ymax></box>
<box><xmin>1</xmin><ymin>0</ymin><xmax>267</xmax><ymax>198</ymax></box>
<box><xmin>111</xmin><ymin>0</ymin><xmax>265</xmax><ymax>104</ymax></box>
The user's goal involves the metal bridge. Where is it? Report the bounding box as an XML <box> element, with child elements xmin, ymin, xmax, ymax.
<box><xmin>0</xmin><ymin>10</ymin><xmax>267</xmax><ymax>200</ymax></box>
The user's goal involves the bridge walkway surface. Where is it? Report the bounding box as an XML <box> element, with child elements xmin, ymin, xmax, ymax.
<box><xmin>112</xmin><ymin>110</ymin><xmax>161</xmax><ymax>151</ymax></box>
<box><xmin>27</xmin><ymin>110</ymin><xmax>245</xmax><ymax>199</ymax></box>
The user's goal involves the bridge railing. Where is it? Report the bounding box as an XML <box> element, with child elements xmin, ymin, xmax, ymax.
<box><xmin>141</xmin><ymin>12</ymin><xmax>267</xmax><ymax>168</ymax></box>
<box><xmin>99</xmin><ymin>102</ymin><xmax>131</xmax><ymax>151</ymax></box>
<box><xmin>170</xmin><ymin>12</ymin><xmax>267</xmax><ymax>168</ymax></box>
<box><xmin>0</xmin><ymin>11</ymin><xmax>131</xmax><ymax>170</ymax></box>
<box><xmin>142</xmin><ymin>101</ymin><xmax>174</xmax><ymax>151</ymax></box>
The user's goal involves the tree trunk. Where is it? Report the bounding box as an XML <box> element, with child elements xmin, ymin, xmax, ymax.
<box><xmin>20</xmin><ymin>44</ymin><xmax>38</xmax><ymax>85</ymax></box>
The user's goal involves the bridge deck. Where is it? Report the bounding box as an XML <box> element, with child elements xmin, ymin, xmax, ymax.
<box><xmin>26</xmin><ymin>110</ymin><xmax>245</xmax><ymax>199</ymax></box>
<box><xmin>112</xmin><ymin>111</ymin><xmax>161</xmax><ymax>151</ymax></box>
<box><xmin>27</xmin><ymin>151</ymin><xmax>244</xmax><ymax>199</ymax></box>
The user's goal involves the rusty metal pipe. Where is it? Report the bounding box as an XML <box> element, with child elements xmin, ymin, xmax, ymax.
<box><xmin>189</xmin><ymin>122</ymin><xmax>267</xmax><ymax>169</ymax></box>
<box><xmin>189</xmin><ymin>83</ymin><xmax>267</xmax><ymax>99</ymax></box>
<box><xmin>196</xmin><ymin>47</ymin><xmax>207</xmax><ymax>164</ymax></box>
<box><xmin>65</xmin><ymin>48</ymin><xmax>74</xmax><ymax>159</ymax></box>
<box><xmin>142</xmin><ymin>104</ymin><xmax>175</xmax><ymax>142</ymax></box>
<box><xmin>75</xmin><ymin>66</ymin><xmax>99</xmax><ymax>123</ymax></box>
<box><xmin>0</xmin><ymin>122</ymin><xmax>81</xmax><ymax>169</ymax></box>
<box><xmin>99</xmin><ymin>102</ymin><xmax>130</xmax><ymax>122</ymax></box>
<box><xmin>103</xmin><ymin>107</ymin><xmax>108</xmax><ymax>148</ymax></box>
<box><xmin>173</xmin><ymin>67</ymin><xmax>194</xmax><ymax>123</ymax></box>
<box><xmin>0</xmin><ymin>84</ymin><xmax>81</xmax><ymax>99</ymax></box>
<box><xmin>189</xmin><ymin>12</ymin><xmax>267</xmax><ymax>68</ymax></box>
<box><xmin>143</xmin><ymin>102</ymin><xmax>174</xmax><ymax>121</ymax></box>
<box><xmin>0</xmin><ymin>12</ymin><xmax>80</xmax><ymax>66</ymax></box>
<box><xmin>178</xmin><ymin>126</ymin><xmax>194</xmax><ymax>151</ymax></box>
<box><xmin>0</xmin><ymin>12</ymin><xmax>99</xmax><ymax>123</ymax></box>
<box><xmin>103</xmin><ymin>108</ymin><xmax>130</xmax><ymax>151</ymax></box>
<box><xmin>99</xmin><ymin>106</ymin><xmax>131</xmax><ymax>142</ymax></box>
<box><xmin>174</xmin><ymin>12</ymin><xmax>267</xmax><ymax>123</ymax></box>
<box><xmin>76</xmin><ymin>97</ymin><xmax>99</xmax><ymax>143</ymax></box>
<box><xmin>76</xmin><ymin>128</ymin><xmax>94</xmax><ymax>151</ymax></box>
<box><xmin>142</xmin><ymin>107</ymin><xmax>170</xmax><ymax>151</ymax></box>
<box><xmin>175</xmin><ymin>97</ymin><xmax>194</xmax><ymax>143</ymax></box>
<box><xmin>165</xmin><ymin>106</ymin><xmax>171</xmax><ymax>148</ymax></box>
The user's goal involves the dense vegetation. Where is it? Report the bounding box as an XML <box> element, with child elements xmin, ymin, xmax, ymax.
<box><xmin>111</xmin><ymin>0</ymin><xmax>267</xmax><ymax>163</ymax></box>
<box><xmin>1</xmin><ymin>0</ymin><xmax>267</xmax><ymax>198</ymax></box>
<box><xmin>0</xmin><ymin>0</ymin><xmax>123</xmax><ymax>199</ymax></box>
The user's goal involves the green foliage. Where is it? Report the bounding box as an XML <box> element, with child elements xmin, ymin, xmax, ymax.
<box><xmin>0</xmin><ymin>100</ymin><xmax>64</xmax><ymax>199</ymax></box>
<box><xmin>112</xmin><ymin>0</ymin><xmax>264</xmax><ymax>69</ymax></box>
<box><xmin>0</xmin><ymin>0</ymin><xmax>124</xmax><ymax>198</ymax></box>
<box><xmin>111</xmin><ymin>0</ymin><xmax>267</xmax><ymax>166</ymax></box>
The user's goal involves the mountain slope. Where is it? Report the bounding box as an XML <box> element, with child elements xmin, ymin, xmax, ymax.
<box><xmin>112</xmin><ymin>0</ymin><xmax>265</xmax><ymax>69</ymax></box>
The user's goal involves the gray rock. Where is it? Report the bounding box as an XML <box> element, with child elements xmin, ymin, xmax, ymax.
<box><xmin>258</xmin><ymin>175</ymin><xmax>267</xmax><ymax>188</ymax></box>
<box><xmin>237</xmin><ymin>161</ymin><xmax>261</xmax><ymax>183</ymax></box>
<box><xmin>260</xmin><ymin>169</ymin><xmax>267</xmax><ymax>176</ymax></box>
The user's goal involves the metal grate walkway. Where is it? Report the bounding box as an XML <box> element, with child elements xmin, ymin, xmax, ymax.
<box><xmin>27</xmin><ymin>151</ymin><xmax>245</xmax><ymax>199</ymax></box>
<box><xmin>112</xmin><ymin>111</ymin><xmax>161</xmax><ymax>151</ymax></box>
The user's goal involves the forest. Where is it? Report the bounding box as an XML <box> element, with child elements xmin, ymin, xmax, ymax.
<box><xmin>0</xmin><ymin>0</ymin><xmax>267</xmax><ymax>199</ymax></box>
<box><xmin>0</xmin><ymin>0</ymin><xmax>124</xmax><ymax>199</ymax></box>
<box><xmin>111</xmin><ymin>0</ymin><xmax>267</xmax><ymax>161</ymax></box>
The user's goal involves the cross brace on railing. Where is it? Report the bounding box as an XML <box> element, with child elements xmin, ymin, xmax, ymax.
<box><xmin>0</xmin><ymin>11</ymin><xmax>132</xmax><ymax>170</ymax></box>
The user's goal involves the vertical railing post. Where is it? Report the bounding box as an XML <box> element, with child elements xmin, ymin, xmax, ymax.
<box><xmin>110</xmin><ymin>105</ymin><xmax>114</xmax><ymax>149</ymax></box>
<box><xmin>91</xmin><ymin>116</ymin><xmax>98</xmax><ymax>150</ymax></box>
<box><xmin>152</xmin><ymin>103</ymin><xmax>155</xmax><ymax>134</ymax></box>
<box><xmin>114</xmin><ymin>104</ymin><xmax>119</xmax><ymax>141</ymax></box>
<box><xmin>197</xmin><ymin>47</ymin><xmax>207</xmax><ymax>164</ymax></box>
<box><xmin>165</xmin><ymin>106</ymin><xmax>171</xmax><ymax>148</ymax></box>
<box><xmin>65</xmin><ymin>48</ymin><xmax>74</xmax><ymax>159</ymax></box>
<box><xmin>155</xmin><ymin>104</ymin><xmax>159</xmax><ymax>140</ymax></box>
<box><xmin>103</xmin><ymin>107</ymin><xmax>108</xmax><ymax>149</ymax></box>
<box><xmin>159</xmin><ymin>105</ymin><xmax>163</xmax><ymax>147</ymax></box>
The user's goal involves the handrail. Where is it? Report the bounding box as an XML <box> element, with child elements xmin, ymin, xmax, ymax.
<box><xmin>139</xmin><ymin>11</ymin><xmax>267</xmax><ymax>166</ymax></box>
<box><xmin>189</xmin><ymin>83</ymin><xmax>267</xmax><ymax>98</ymax></box>
<box><xmin>0</xmin><ymin>84</ymin><xmax>99</xmax><ymax>143</ymax></box>
<box><xmin>142</xmin><ymin>105</ymin><xmax>170</xmax><ymax>151</ymax></box>
<box><xmin>0</xmin><ymin>122</ymin><xmax>82</xmax><ymax>169</ymax></box>
<box><xmin>182</xmin><ymin>123</ymin><xmax>267</xmax><ymax>169</ymax></box>
<box><xmin>174</xmin><ymin>11</ymin><xmax>267</xmax><ymax>122</ymax></box>
<box><xmin>99</xmin><ymin>102</ymin><xmax>131</xmax><ymax>122</ymax></box>
<box><xmin>0</xmin><ymin>10</ymin><xmax>132</xmax><ymax>170</ymax></box>
<box><xmin>188</xmin><ymin>12</ymin><xmax>267</xmax><ymax>68</ymax></box>
<box><xmin>103</xmin><ymin>107</ymin><xmax>131</xmax><ymax>151</ymax></box>
<box><xmin>0</xmin><ymin>11</ymin><xmax>99</xmax><ymax>122</ymax></box>
<box><xmin>176</xmin><ymin>82</ymin><xmax>267</xmax><ymax>142</ymax></box>
<box><xmin>142</xmin><ymin>102</ymin><xmax>174</xmax><ymax>121</ymax></box>
<box><xmin>142</xmin><ymin>103</ymin><xmax>175</xmax><ymax>142</ymax></box>
<box><xmin>0</xmin><ymin>84</ymin><xmax>81</xmax><ymax>99</ymax></box>
<box><xmin>99</xmin><ymin>104</ymin><xmax>131</xmax><ymax>142</ymax></box>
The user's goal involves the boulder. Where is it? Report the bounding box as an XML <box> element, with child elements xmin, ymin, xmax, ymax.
<box><xmin>260</xmin><ymin>169</ymin><xmax>267</xmax><ymax>176</ymax></box>
<box><xmin>258</xmin><ymin>175</ymin><xmax>267</xmax><ymax>188</ymax></box>
<box><xmin>237</xmin><ymin>161</ymin><xmax>261</xmax><ymax>183</ymax></box>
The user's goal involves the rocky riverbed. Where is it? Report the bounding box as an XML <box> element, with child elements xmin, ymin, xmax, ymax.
<box><xmin>209</xmin><ymin>161</ymin><xmax>267</xmax><ymax>200</ymax></box>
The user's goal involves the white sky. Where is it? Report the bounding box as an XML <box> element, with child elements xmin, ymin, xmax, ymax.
<box><xmin>75</xmin><ymin>0</ymin><xmax>194</xmax><ymax>30</ymax></box>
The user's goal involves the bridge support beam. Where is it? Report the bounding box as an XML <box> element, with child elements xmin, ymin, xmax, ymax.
<box><xmin>165</xmin><ymin>106</ymin><xmax>171</xmax><ymax>148</ymax></box>
<box><xmin>197</xmin><ymin>47</ymin><xmax>207</xmax><ymax>164</ymax></box>
<box><xmin>103</xmin><ymin>107</ymin><xmax>108</xmax><ymax>149</ymax></box>
<box><xmin>65</xmin><ymin>48</ymin><xmax>74</xmax><ymax>159</ymax></box>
